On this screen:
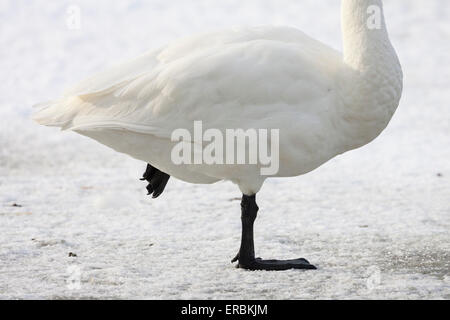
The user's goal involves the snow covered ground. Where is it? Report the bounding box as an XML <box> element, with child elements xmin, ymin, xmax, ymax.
<box><xmin>0</xmin><ymin>0</ymin><xmax>449</xmax><ymax>299</ymax></box>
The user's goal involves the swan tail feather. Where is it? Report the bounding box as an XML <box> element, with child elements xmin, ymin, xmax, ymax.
<box><xmin>32</xmin><ymin>97</ymin><xmax>167</xmax><ymax>138</ymax></box>
<box><xmin>32</xmin><ymin>98</ymin><xmax>80</xmax><ymax>130</ymax></box>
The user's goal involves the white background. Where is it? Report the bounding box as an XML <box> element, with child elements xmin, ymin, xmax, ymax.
<box><xmin>0</xmin><ymin>0</ymin><xmax>449</xmax><ymax>299</ymax></box>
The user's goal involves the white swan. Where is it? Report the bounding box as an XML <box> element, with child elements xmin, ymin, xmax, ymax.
<box><xmin>34</xmin><ymin>0</ymin><xmax>402</xmax><ymax>270</ymax></box>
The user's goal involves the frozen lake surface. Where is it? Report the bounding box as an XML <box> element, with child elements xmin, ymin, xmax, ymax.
<box><xmin>0</xmin><ymin>0</ymin><xmax>449</xmax><ymax>299</ymax></box>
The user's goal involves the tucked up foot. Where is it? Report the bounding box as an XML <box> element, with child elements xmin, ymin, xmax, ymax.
<box><xmin>140</xmin><ymin>164</ymin><xmax>170</xmax><ymax>198</ymax></box>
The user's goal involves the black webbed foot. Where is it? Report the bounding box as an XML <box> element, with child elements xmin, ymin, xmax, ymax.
<box><xmin>232</xmin><ymin>194</ymin><xmax>317</xmax><ymax>271</ymax></box>
<box><xmin>140</xmin><ymin>164</ymin><xmax>170</xmax><ymax>199</ymax></box>
<box><xmin>235</xmin><ymin>257</ymin><xmax>316</xmax><ymax>271</ymax></box>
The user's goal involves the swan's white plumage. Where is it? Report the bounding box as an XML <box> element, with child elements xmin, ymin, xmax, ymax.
<box><xmin>36</xmin><ymin>26</ymin><xmax>341</xmax><ymax>133</ymax></box>
<box><xmin>34</xmin><ymin>0</ymin><xmax>403</xmax><ymax>195</ymax></box>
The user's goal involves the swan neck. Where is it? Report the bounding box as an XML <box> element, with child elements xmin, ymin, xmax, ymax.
<box><xmin>337</xmin><ymin>0</ymin><xmax>403</xmax><ymax>148</ymax></box>
<box><xmin>341</xmin><ymin>0</ymin><xmax>391</xmax><ymax>70</ymax></box>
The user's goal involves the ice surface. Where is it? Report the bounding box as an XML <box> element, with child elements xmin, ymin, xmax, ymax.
<box><xmin>0</xmin><ymin>0</ymin><xmax>449</xmax><ymax>299</ymax></box>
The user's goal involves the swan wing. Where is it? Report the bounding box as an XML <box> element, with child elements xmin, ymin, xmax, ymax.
<box><xmin>34</xmin><ymin>26</ymin><xmax>342</xmax><ymax>138</ymax></box>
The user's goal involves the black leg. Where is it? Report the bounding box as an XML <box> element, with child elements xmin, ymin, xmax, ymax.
<box><xmin>232</xmin><ymin>194</ymin><xmax>316</xmax><ymax>271</ymax></box>
<box><xmin>140</xmin><ymin>164</ymin><xmax>170</xmax><ymax>199</ymax></box>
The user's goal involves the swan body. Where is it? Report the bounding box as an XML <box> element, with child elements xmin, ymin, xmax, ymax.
<box><xmin>34</xmin><ymin>0</ymin><xmax>402</xmax><ymax>270</ymax></box>
<box><xmin>34</xmin><ymin>0</ymin><xmax>402</xmax><ymax>196</ymax></box>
